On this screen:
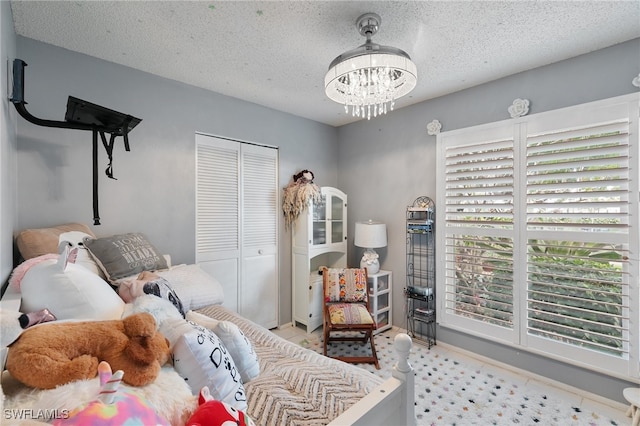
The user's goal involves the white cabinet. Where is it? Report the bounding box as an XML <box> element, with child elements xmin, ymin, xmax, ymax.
<box><xmin>368</xmin><ymin>270</ymin><xmax>392</xmax><ymax>334</ymax></box>
<box><xmin>292</xmin><ymin>187</ymin><xmax>347</xmax><ymax>333</ymax></box>
<box><xmin>195</xmin><ymin>134</ymin><xmax>279</xmax><ymax>329</ymax></box>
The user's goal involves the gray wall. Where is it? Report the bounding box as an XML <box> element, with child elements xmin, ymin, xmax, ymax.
<box><xmin>13</xmin><ymin>36</ymin><xmax>340</xmax><ymax>325</ymax></box>
<box><xmin>337</xmin><ymin>38</ymin><xmax>640</xmax><ymax>402</ymax></box>
<box><xmin>1</xmin><ymin>1</ymin><xmax>18</xmax><ymax>288</ymax></box>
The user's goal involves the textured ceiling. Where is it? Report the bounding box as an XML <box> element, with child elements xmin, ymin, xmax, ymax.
<box><xmin>10</xmin><ymin>1</ymin><xmax>640</xmax><ymax>127</ymax></box>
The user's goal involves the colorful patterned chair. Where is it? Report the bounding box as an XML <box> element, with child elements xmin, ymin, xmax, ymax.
<box><xmin>322</xmin><ymin>267</ymin><xmax>379</xmax><ymax>369</ymax></box>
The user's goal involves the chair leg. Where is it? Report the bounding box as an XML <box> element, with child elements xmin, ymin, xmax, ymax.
<box><xmin>323</xmin><ymin>324</ymin><xmax>329</xmax><ymax>356</ymax></box>
<box><xmin>368</xmin><ymin>330</ymin><xmax>380</xmax><ymax>369</ymax></box>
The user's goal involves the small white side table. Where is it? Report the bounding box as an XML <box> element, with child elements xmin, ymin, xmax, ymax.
<box><xmin>367</xmin><ymin>270</ymin><xmax>392</xmax><ymax>334</ymax></box>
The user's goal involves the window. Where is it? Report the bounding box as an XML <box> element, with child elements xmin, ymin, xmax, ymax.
<box><xmin>436</xmin><ymin>94</ymin><xmax>639</xmax><ymax>379</ymax></box>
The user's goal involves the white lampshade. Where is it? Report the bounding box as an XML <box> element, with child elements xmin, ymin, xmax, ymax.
<box><xmin>355</xmin><ymin>221</ymin><xmax>387</xmax><ymax>249</ymax></box>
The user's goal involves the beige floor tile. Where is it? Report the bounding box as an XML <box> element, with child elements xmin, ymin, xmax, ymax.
<box><xmin>271</xmin><ymin>324</ymin><xmax>302</xmax><ymax>340</ymax></box>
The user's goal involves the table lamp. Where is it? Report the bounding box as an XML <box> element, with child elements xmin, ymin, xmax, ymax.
<box><xmin>355</xmin><ymin>220</ymin><xmax>387</xmax><ymax>274</ymax></box>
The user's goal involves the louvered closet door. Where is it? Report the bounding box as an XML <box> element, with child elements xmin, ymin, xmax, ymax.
<box><xmin>241</xmin><ymin>144</ymin><xmax>278</xmax><ymax>328</ymax></box>
<box><xmin>195</xmin><ymin>134</ymin><xmax>279</xmax><ymax>328</ymax></box>
<box><xmin>196</xmin><ymin>135</ymin><xmax>241</xmax><ymax>312</ymax></box>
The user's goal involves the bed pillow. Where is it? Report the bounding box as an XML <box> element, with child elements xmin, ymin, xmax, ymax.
<box><xmin>171</xmin><ymin>320</ymin><xmax>247</xmax><ymax>411</ymax></box>
<box><xmin>186</xmin><ymin>311</ymin><xmax>259</xmax><ymax>383</ymax></box>
<box><xmin>83</xmin><ymin>233</ymin><xmax>168</xmax><ymax>282</ymax></box>
<box><xmin>20</xmin><ymin>258</ymin><xmax>124</xmax><ymax>320</ymax></box>
<box><xmin>58</xmin><ymin>231</ymin><xmax>105</xmax><ymax>278</ymax></box>
<box><xmin>15</xmin><ymin>223</ymin><xmax>95</xmax><ymax>260</ymax></box>
<box><xmin>157</xmin><ymin>264</ymin><xmax>224</xmax><ymax>310</ymax></box>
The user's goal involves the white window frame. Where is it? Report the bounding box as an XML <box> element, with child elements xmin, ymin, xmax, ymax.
<box><xmin>436</xmin><ymin>93</ymin><xmax>639</xmax><ymax>380</ymax></box>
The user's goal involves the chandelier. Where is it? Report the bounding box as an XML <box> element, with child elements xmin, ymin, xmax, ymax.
<box><xmin>324</xmin><ymin>13</ymin><xmax>417</xmax><ymax>120</ymax></box>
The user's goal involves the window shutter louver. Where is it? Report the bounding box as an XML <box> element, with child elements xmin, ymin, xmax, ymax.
<box><xmin>196</xmin><ymin>143</ymin><xmax>239</xmax><ymax>254</ymax></box>
<box><xmin>242</xmin><ymin>151</ymin><xmax>277</xmax><ymax>247</ymax></box>
<box><xmin>526</xmin><ymin>119</ymin><xmax>630</xmax><ymax>231</ymax></box>
<box><xmin>445</xmin><ymin>138</ymin><xmax>514</xmax><ymax>227</ymax></box>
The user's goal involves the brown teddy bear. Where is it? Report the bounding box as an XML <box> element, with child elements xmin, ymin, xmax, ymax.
<box><xmin>5</xmin><ymin>312</ymin><xmax>171</xmax><ymax>389</ymax></box>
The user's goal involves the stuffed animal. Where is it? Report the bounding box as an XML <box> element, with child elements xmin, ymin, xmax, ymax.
<box><xmin>122</xmin><ymin>294</ymin><xmax>185</xmax><ymax>345</ymax></box>
<box><xmin>186</xmin><ymin>386</ymin><xmax>255</xmax><ymax>426</ymax></box>
<box><xmin>53</xmin><ymin>361</ymin><xmax>169</xmax><ymax>426</ymax></box>
<box><xmin>292</xmin><ymin>169</ymin><xmax>314</xmax><ymax>183</ymax></box>
<box><xmin>6</xmin><ymin>312</ymin><xmax>171</xmax><ymax>389</ymax></box>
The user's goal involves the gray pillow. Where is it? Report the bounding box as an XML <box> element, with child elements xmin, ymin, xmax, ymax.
<box><xmin>84</xmin><ymin>233</ymin><xmax>168</xmax><ymax>282</ymax></box>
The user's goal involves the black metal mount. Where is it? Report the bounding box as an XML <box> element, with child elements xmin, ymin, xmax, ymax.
<box><xmin>9</xmin><ymin>59</ymin><xmax>142</xmax><ymax>225</ymax></box>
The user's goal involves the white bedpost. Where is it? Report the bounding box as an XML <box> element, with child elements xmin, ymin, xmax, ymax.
<box><xmin>328</xmin><ymin>332</ymin><xmax>417</xmax><ymax>426</ymax></box>
<box><xmin>392</xmin><ymin>333</ymin><xmax>416</xmax><ymax>426</ymax></box>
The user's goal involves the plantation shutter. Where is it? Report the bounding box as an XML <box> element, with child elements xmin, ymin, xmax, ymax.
<box><xmin>523</xmin><ymin>102</ymin><xmax>634</xmax><ymax>375</ymax></box>
<box><xmin>437</xmin><ymin>93</ymin><xmax>639</xmax><ymax>378</ymax></box>
<box><xmin>438</xmin><ymin>124</ymin><xmax>517</xmax><ymax>343</ymax></box>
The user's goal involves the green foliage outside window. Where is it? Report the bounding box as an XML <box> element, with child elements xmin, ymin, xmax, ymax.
<box><xmin>453</xmin><ymin>237</ymin><xmax>625</xmax><ymax>356</ymax></box>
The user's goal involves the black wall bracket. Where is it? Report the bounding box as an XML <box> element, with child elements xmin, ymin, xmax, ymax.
<box><xmin>9</xmin><ymin>59</ymin><xmax>142</xmax><ymax>225</ymax></box>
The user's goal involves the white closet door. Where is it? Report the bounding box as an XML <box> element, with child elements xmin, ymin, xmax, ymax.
<box><xmin>241</xmin><ymin>144</ymin><xmax>279</xmax><ymax>328</ymax></box>
<box><xmin>196</xmin><ymin>134</ymin><xmax>279</xmax><ymax>327</ymax></box>
<box><xmin>195</xmin><ymin>135</ymin><xmax>240</xmax><ymax>312</ymax></box>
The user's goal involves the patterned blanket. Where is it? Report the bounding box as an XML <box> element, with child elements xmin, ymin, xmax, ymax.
<box><xmin>195</xmin><ymin>305</ymin><xmax>383</xmax><ymax>426</ymax></box>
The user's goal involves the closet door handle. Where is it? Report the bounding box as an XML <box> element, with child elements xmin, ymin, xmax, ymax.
<box><xmin>258</xmin><ymin>249</ymin><xmax>264</xmax><ymax>255</ymax></box>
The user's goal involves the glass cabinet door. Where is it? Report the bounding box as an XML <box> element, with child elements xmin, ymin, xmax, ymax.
<box><xmin>330</xmin><ymin>195</ymin><xmax>344</xmax><ymax>244</ymax></box>
<box><xmin>312</xmin><ymin>195</ymin><xmax>327</xmax><ymax>245</ymax></box>
<box><xmin>309</xmin><ymin>189</ymin><xmax>346</xmax><ymax>248</ymax></box>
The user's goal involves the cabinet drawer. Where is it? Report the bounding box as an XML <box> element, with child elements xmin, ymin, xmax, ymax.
<box><xmin>369</xmin><ymin>275</ymin><xmax>389</xmax><ymax>292</ymax></box>
<box><xmin>376</xmin><ymin>293</ymin><xmax>389</xmax><ymax>310</ymax></box>
<box><xmin>376</xmin><ymin>311</ymin><xmax>389</xmax><ymax>328</ymax></box>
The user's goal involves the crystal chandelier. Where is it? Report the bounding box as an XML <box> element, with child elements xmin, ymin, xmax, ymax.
<box><xmin>324</xmin><ymin>13</ymin><xmax>417</xmax><ymax>120</ymax></box>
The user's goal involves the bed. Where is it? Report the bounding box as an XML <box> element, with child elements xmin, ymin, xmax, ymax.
<box><xmin>1</xmin><ymin>224</ymin><xmax>415</xmax><ymax>426</ymax></box>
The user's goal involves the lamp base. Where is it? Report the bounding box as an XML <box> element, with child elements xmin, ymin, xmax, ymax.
<box><xmin>360</xmin><ymin>249</ymin><xmax>380</xmax><ymax>274</ymax></box>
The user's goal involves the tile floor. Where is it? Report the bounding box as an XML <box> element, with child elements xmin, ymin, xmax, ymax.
<box><xmin>271</xmin><ymin>323</ymin><xmax>630</xmax><ymax>425</ymax></box>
